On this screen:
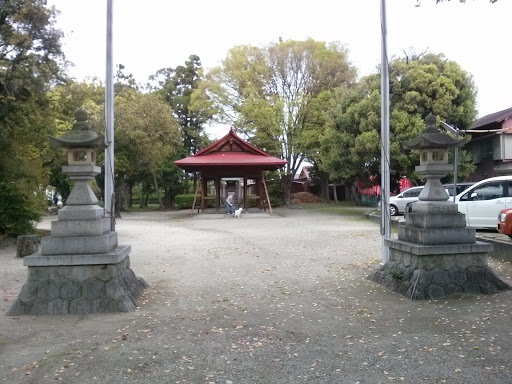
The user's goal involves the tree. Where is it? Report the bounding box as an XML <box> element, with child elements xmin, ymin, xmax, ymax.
<box><xmin>320</xmin><ymin>52</ymin><xmax>477</xmax><ymax>199</ymax></box>
<box><xmin>114</xmin><ymin>89</ymin><xmax>182</xmax><ymax>209</ymax></box>
<box><xmin>0</xmin><ymin>0</ymin><xmax>65</xmax><ymax>235</ymax></box>
<box><xmin>150</xmin><ymin>55</ymin><xmax>212</xmax><ymax>193</ymax></box>
<box><xmin>191</xmin><ymin>39</ymin><xmax>357</xmax><ymax>204</ymax></box>
<box><xmin>46</xmin><ymin>80</ymin><xmax>105</xmax><ymax>200</ymax></box>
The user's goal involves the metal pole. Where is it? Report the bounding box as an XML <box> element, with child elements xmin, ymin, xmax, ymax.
<box><xmin>440</xmin><ymin>121</ymin><xmax>460</xmax><ymax>204</ymax></box>
<box><xmin>105</xmin><ymin>0</ymin><xmax>114</xmax><ymax>224</ymax></box>
<box><xmin>380</xmin><ymin>0</ymin><xmax>390</xmax><ymax>264</ymax></box>
<box><xmin>453</xmin><ymin>130</ymin><xmax>458</xmax><ymax>203</ymax></box>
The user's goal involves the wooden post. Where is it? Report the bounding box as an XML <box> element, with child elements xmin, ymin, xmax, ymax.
<box><xmin>261</xmin><ymin>171</ymin><xmax>273</xmax><ymax>216</ymax></box>
<box><xmin>201</xmin><ymin>177</ymin><xmax>207</xmax><ymax>211</ymax></box>
<box><xmin>243</xmin><ymin>176</ymin><xmax>248</xmax><ymax>211</ymax></box>
<box><xmin>255</xmin><ymin>177</ymin><xmax>261</xmax><ymax>210</ymax></box>
<box><xmin>215</xmin><ymin>177</ymin><xmax>220</xmax><ymax>213</ymax></box>
<box><xmin>191</xmin><ymin>176</ymin><xmax>200</xmax><ymax>215</ymax></box>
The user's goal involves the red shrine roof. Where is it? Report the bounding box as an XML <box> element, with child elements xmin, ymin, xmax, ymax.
<box><xmin>174</xmin><ymin>128</ymin><xmax>287</xmax><ymax>171</ymax></box>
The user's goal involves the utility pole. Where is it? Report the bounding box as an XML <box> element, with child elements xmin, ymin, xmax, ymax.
<box><xmin>380</xmin><ymin>0</ymin><xmax>391</xmax><ymax>264</ymax></box>
<box><xmin>105</xmin><ymin>0</ymin><xmax>114</xmax><ymax>230</ymax></box>
<box><xmin>440</xmin><ymin>121</ymin><xmax>463</xmax><ymax>203</ymax></box>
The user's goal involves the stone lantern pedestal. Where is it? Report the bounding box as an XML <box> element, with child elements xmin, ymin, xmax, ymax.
<box><xmin>369</xmin><ymin>114</ymin><xmax>510</xmax><ymax>300</ymax></box>
<box><xmin>7</xmin><ymin>110</ymin><xmax>148</xmax><ymax>315</ymax></box>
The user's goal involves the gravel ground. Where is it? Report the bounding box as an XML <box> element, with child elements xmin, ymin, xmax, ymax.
<box><xmin>1</xmin><ymin>207</ymin><xmax>511</xmax><ymax>384</ymax></box>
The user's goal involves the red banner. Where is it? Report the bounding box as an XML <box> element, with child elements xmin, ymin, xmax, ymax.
<box><xmin>399</xmin><ymin>177</ymin><xmax>411</xmax><ymax>192</ymax></box>
<box><xmin>357</xmin><ymin>177</ymin><xmax>411</xmax><ymax>195</ymax></box>
<box><xmin>357</xmin><ymin>181</ymin><xmax>381</xmax><ymax>196</ymax></box>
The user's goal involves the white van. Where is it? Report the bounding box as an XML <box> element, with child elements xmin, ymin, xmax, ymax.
<box><xmin>455</xmin><ymin>176</ymin><xmax>512</xmax><ymax>229</ymax></box>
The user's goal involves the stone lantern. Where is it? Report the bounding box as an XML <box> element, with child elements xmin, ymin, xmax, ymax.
<box><xmin>404</xmin><ymin>113</ymin><xmax>464</xmax><ymax>203</ymax></box>
<box><xmin>7</xmin><ymin>110</ymin><xmax>148</xmax><ymax>316</ymax></box>
<box><xmin>368</xmin><ymin>114</ymin><xmax>510</xmax><ymax>300</ymax></box>
<box><xmin>49</xmin><ymin>109</ymin><xmax>105</xmax><ymax>218</ymax></box>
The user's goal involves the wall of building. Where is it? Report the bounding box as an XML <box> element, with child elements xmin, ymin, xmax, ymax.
<box><xmin>502</xmin><ymin>134</ymin><xmax>512</xmax><ymax>160</ymax></box>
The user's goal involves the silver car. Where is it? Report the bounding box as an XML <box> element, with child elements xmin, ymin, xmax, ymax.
<box><xmin>389</xmin><ymin>186</ymin><xmax>424</xmax><ymax>216</ymax></box>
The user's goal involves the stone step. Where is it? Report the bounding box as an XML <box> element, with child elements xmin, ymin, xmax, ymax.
<box><xmin>41</xmin><ymin>232</ymin><xmax>118</xmax><ymax>255</ymax></box>
<box><xmin>51</xmin><ymin>218</ymin><xmax>111</xmax><ymax>237</ymax></box>
<box><xmin>398</xmin><ymin>226</ymin><xmax>476</xmax><ymax>245</ymax></box>
<box><xmin>404</xmin><ymin>212</ymin><xmax>467</xmax><ymax>229</ymax></box>
<box><xmin>58</xmin><ymin>205</ymin><xmax>105</xmax><ymax>221</ymax></box>
<box><xmin>25</xmin><ymin>245</ymin><xmax>131</xmax><ymax>266</ymax></box>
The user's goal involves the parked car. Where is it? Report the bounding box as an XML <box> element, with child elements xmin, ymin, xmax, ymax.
<box><xmin>497</xmin><ymin>208</ymin><xmax>512</xmax><ymax>238</ymax></box>
<box><xmin>443</xmin><ymin>182</ymin><xmax>475</xmax><ymax>197</ymax></box>
<box><xmin>455</xmin><ymin>176</ymin><xmax>512</xmax><ymax>229</ymax></box>
<box><xmin>389</xmin><ymin>186</ymin><xmax>424</xmax><ymax>216</ymax></box>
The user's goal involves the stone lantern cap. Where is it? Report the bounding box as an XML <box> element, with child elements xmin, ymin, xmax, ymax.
<box><xmin>49</xmin><ymin>109</ymin><xmax>106</xmax><ymax>148</ymax></box>
<box><xmin>403</xmin><ymin>114</ymin><xmax>465</xmax><ymax>150</ymax></box>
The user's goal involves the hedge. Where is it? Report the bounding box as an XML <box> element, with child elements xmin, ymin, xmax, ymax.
<box><xmin>174</xmin><ymin>194</ymin><xmax>215</xmax><ymax>209</ymax></box>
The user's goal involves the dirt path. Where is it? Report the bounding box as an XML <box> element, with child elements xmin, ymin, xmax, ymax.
<box><xmin>1</xmin><ymin>208</ymin><xmax>511</xmax><ymax>383</ymax></box>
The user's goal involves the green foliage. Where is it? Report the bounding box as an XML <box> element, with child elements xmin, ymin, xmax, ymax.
<box><xmin>267</xmin><ymin>184</ymin><xmax>285</xmax><ymax>207</ymax></box>
<box><xmin>46</xmin><ymin>80</ymin><xmax>105</xmax><ymax>199</ymax></box>
<box><xmin>174</xmin><ymin>194</ymin><xmax>215</xmax><ymax>209</ymax></box>
<box><xmin>115</xmin><ymin>89</ymin><xmax>182</xmax><ymax>175</ymax></box>
<box><xmin>320</xmin><ymin>53</ymin><xmax>477</xmax><ymax>186</ymax></box>
<box><xmin>442</xmin><ymin>147</ymin><xmax>475</xmax><ymax>183</ymax></box>
<box><xmin>0</xmin><ymin>181</ymin><xmax>46</xmax><ymax>236</ymax></box>
<box><xmin>191</xmin><ymin>39</ymin><xmax>357</xmax><ymax>203</ymax></box>
<box><xmin>47</xmin><ymin>80</ymin><xmax>183</xmax><ymax>210</ymax></box>
<box><xmin>0</xmin><ymin>0</ymin><xmax>65</xmax><ymax>235</ymax></box>
<box><xmin>150</xmin><ymin>55</ymin><xmax>211</xmax><ymax>157</ymax></box>
<box><xmin>389</xmin><ymin>269</ymin><xmax>404</xmax><ymax>281</ymax></box>
<box><xmin>248</xmin><ymin>198</ymin><xmax>258</xmax><ymax>208</ymax></box>
<box><xmin>158</xmin><ymin>153</ymin><xmax>187</xmax><ymax>207</ymax></box>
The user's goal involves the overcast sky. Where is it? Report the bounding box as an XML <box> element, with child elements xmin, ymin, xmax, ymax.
<box><xmin>47</xmin><ymin>0</ymin><xmax>511</xmax><ymax>137</ymax></box>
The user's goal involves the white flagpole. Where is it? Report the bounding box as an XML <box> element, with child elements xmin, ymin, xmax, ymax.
<box><xmin>380</xmin><ymin>0</ymin><xmax>391</xmax><ymax>264</ymax></box>
<box><xmin>105</xmin><ymin>0</ymin><xmax>114</xmax><ymax>226</ymax></box>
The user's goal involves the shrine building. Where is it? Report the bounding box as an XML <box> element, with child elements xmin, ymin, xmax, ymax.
<box><xmin>174</xmin><ymin>128</ymin><xmax>287</xmax><ymax>214</ymax></box>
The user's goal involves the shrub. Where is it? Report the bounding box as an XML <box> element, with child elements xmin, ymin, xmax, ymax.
<box><xmin>174</xmin><ymin>194</ymin><xmax>215</xmax><ymax>209</ymax></box>
<box><xmin>248</xmin><ymin>198</ymin><xmax>258</xmax><ymax>208</ymax></box>
<box><xmin>267</xmin><ymin>184</ymin><xmax>285</xmax><ymax>207</ymax></box>
<box><xmin>0</xmin><ymin>181</ymin><xmax>45</xmax><ymax>236</ymax></box>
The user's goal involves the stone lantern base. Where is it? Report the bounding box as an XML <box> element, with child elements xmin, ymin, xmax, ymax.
<box><xmin>7</xmin><ymin>254</ymin><xmax>148</xmax><ymax>315</ymax></box>
<box><xmin>368</xmin><ymin>241</ymin><xmax>510</xmax><ymax>300</ymax></box>
<box><xmin>369</xmin><ymin>201</ymin><xmax>511</xmax><ymax>300</ymax></box>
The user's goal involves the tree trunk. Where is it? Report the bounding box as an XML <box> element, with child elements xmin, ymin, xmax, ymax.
<box><xmin>185</xmin><ymin>172</ymin><xmax>190</xmax><ymax>194</ymax></box>
<box><xmin>281</xmin><ymin>174</ymin><xmax>293</xmax><ymax>206</ymax></box>
<box><xmin>118</xmin><ymin>176</ymin><xmax>128</xmax><ymax>212</ymax></box>
<box><xmin>320</xmin><ymin>173</ymin><xmax>329</xmax><ymax>202</ymax></box>
<box><xmin>153</xmin><ymin>173</ymin><xmax>164</xmax><ymax>209</ymax></box>
<box><xmin>128</xmin><ymin>181</ymin><xmax>133</xmax><ymax>208</ymax></box>
<box><xmin>350</xmin><ymin>183</ymin><xmax>362</xmax><ymax>206</ymax></box>
<box><xmin>114</xmin><ymin>180</ymin><xmax>122</xmax><ymax>219</ymax></box>
<box><xmin>333</xmin><ymin>182</ymin><xmax>338</xmax><ymax>205</ymax></box>
<box><xmin>164</xmin><ymin>188</ymin><xmax>173</xmax><ymax>207</ymax></box>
